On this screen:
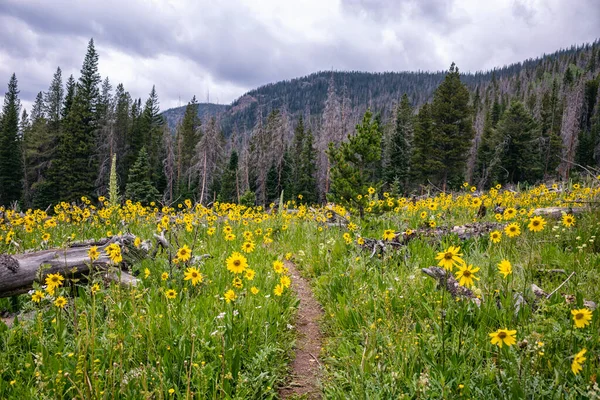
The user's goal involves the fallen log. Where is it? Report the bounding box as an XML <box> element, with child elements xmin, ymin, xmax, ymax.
<box><xmin>0</xmin><ymin>234</ymin><xmax>148</xmax><ymax>298</ymax></box>
<box><xmin>532</xmin><ymin>207</ymin><xmax>586</xmax><ymax>218</ymax></box>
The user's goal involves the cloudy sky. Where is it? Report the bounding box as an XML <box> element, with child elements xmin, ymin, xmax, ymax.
<box><xmin>1</xmin><ymin>0</ymin><xmax>598</xmax><ymax>113</ymax></box>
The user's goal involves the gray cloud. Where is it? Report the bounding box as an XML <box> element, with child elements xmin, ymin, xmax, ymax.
<box><xmin>0</xmin><ymin>0</ymin><xmax>598</xmax><ymax>112</ymax></box>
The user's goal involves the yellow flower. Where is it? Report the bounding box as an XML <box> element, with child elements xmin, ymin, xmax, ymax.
<box><xmin>273</xmin><ymin>260</ymin><xmax>285</xmax><ymax>274</ymax></box>
<box><xmin>280</xmin><ymin>275</ymin><xmax>291</xmax><ymax>288</ymax></box>
<box><xmin>285</xmin><ymin>252</ymin><xmax>293</xmax><ymax>260</ymax></box>
<box><xmin>45</xmin><ymin>273</ymin><xmax>65</xmax><ymax>293</ymax></box>
<box><xmin>161</xmin><ymin>272</ymin><xmax>169</xmax><ymax>281</ymax></box>
<box><xmin>144</xmin><ymin>268</ymin><xmax>151</xmax><ymax>278</ymax></box>
<box><xmin>428</xmin><ymin>220</ymin><xmax>436</xmax><ymax>228</ymax></box>
<box><xmin>504</xmin><ymin>223</ymin><xmax>521</xmax><ymax>238</ymax></box>
<box><xmin>232</xmin><ymin>277</ymin><xmax>243</xmax><ymax>289</ymax></box>
<box><xmin>383</xmin><ymin>229</ymin><xmax>395</xmax><ymax>241</ymax></box>
<box><xmin>490</xmin><ymin>230</ymin><xmax>502</xmax><ymax>244</ymax></box>
<box><xmin>104</xmin><ymin>243</ymin><xmax>122</xmax><ymax>263</ymax></box>
<box><xmin>571</xmin><ymin>348</ymin><xmax>586</xmax><ymax>375</ymax></box>
<box><xmin>88</xmin><ymin>246</ymin><xmax>100</xmax><ymax>261</ymax></box>
<box><xmin>42</xmin><ymin>232</ymin><xmax>50</xmax><ymax>242</ymax></box>
<box><xmin>177</xmin><ymin>245</ymin><xmax>192</xmax><ymax>262</ymax></box>
<box><xmin>357</xmin><ymin>237</ymin><xmax>365</xmax><ymax>245</ymax></box>
<box><xmin>134</xmin><ymin>237</ymin><xmax>142</xmax><ymax>248</ymax></box>
<box><xmin>90</xmin><ymin>283</ymin><xmax>101</xmax><ymax>295</ymax></box>
<box><xmin>244</xmin><ymin>268</ymin><xmax>256</xmax><ymax>281</ymax></box>
<box><xmin>165</xmin><ymin>289</ymin><xmax>177</xmax><ymax>299</ymax></box>
<box><xmin>497</xmin><ymin>259</ymin><xmax>512</xmax><ymax>278</ymax></box>
<box><xmin>562</xmin><ymin>214</ymin><xmax>575</xmax><ymax>228</ymax></box>
<box><xmin>435</xmin><ymin>246</ymin><xmax>465</xmax><ymax>271</ymax></box>
<box><xmin>274</xmin><ymin>284</ymin><xmax>284</xmax><ymax>296</ymax></box>
<box><xmin>225</xmin><ymin>233</ymin><xmax>236</xmax><ymax>241</ymax></box>
<box><xmin>54</xmin><ymin>296</ymin><xmax>67</xmax><ymax>309</ymax></box>
<box><xmin>224</xmin><ymin>289</ymin><xmax>236</xmax><ymax>303</ymax></box>
<box><xmin>31</xmin><ymin>290</ymin><xmax>44</xmax><ymax>303</ymax></box>
<box><xmin>184</xmin><ymin>267</ymin><xmax>203</xmax><ymax>286</ymax></box>
<box><xmin>241</xmin><ymin>241</ymin><xmax>256</xmax><ymax>253</ymax></box>
<box><xmin>251</xmin><ymin>286</ymin><xmax>260</xmax><ymax>295</ymax></box>
<box><xmin>528</xmin><ymin>216</ymin><xmax>546</xmax><ymax>232</ymax></box>
<box><xmin>226</xmin><ymin>252</ymin><xmax>248</xmax><ymax>274</ymax></box>
<box><xmin>503</xmin><ymin>207</ymin><xmax>517</xmax><ymax>220</ymax></box>
<box><xmin>207</xmin><ymin>227</ymin><xmax>216</xmax><ymax>236</ymax></box>
<box><xmin>169</xmin><ymin>388</ymin><xmax>175</xmax><ymax>395</ymax></box>
<box><xmin>571</xmin><ymin>308</ymin><xmax>593</xmax><ymax>329</ymax></box>
<box><xmin>368</xmin><ymin>187</ymin><xmax>376</xmax><ymax>195</ymax></box>
<box><xmin>454</xmin><ymin>264</ymin><xmax>480</xmax><ymax>288</ymax></box>
<box><xmin>489</xmin><ymin>328</ymin><xmax>517</xmax><ymax>348</ymax></box>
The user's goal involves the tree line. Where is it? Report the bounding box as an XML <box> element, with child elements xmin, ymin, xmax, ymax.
<box><xmin>1</xmin><ymin>39</ymin><xmax>599</xmax><ymax>209</ymax></box>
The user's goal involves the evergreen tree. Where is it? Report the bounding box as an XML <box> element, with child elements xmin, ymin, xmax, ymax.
<box><xmin>265</xmin><ymin>162</ymin><xmax>279</xmax><ymax>204</ymax></box>
<box><xmin>219</xmin><ymin>150</ymin><xmax>239</xmax><ymax>203</ymax></box>
<box><xmin>0</xmin><ymin>74</ymin><xmax>23</xmax><ymax>206</ymax></box>
<box><xmin>411</xmin><ymin>103</ymin><xmax>443</xmax><ymax>186</ymax></box>
<box><xmin>62</xmin><ymin>75</ymin><xmax>76</xmax><ymax>120</ymax></box>
<box><xmin>176</xmin><ymin>96</ymin><xmax>202</xmax><ymax>193</ymax></box>
<box><xmin>327</xmin><ymin>109</ymin><xmax>382</xmax><ymax>216</ymax></box>
<box><xmin>139</xmin><ymin>86</ymin><xmax>165</xmax><ymax>192</ymax></box>
<box><xmin>44</xmin><ymin>67</ymin><xmax>63</xmax><ymax>133</ymax></box>
<box><xmin>540</xmin><ymin>79</ymin><xmax>563</xmax><ymax>176</ymax></box>
<box><xmin>384</xmin><ymin>94</ymin><xmax>413</xmax><ymax>192</ymax></box>
<box><xmin>48</xmin><ymin>39</ymin><xmax>101</xmax><ymax>202</ymax></box>
<box><xmin>491</xmin><ymin>101</ymin><xmax>542</xmax><ymax>184</ymax></box>
<box><xmin>297</xmin><ymin>128</ymin><xmax>318</xmax><ymax>203</ymax></box>
<box><xmin>473</xmin><ymin>109</ymin><xmax>496</xmax><ymax>187</ymax></box>
<box><xmin>430</xmin><ymin>63</ymin><xmax>474</xmax><ymax>190</ymax></box>
<box><xmin>125</xmin><ymin>147</ymin><xmax>159</xmax><ymax>204</ymax></box>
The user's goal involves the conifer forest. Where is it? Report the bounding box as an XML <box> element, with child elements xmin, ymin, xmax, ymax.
<box><xmin>1</xmin><ymin>9</ymin><xmax>600</xmax><ymax>399</ymax></box>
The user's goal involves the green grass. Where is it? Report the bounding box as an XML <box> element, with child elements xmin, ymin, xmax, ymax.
<box><xmin>1</xmin><ymin>182</ymin><xmax>600</xmax><ymax>398</ymax></box>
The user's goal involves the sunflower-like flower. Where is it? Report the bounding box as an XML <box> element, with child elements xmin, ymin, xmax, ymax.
<box><xmin>454</xmin><ymin>264</ymin><xmax>480</xmax><ymax>288</ymax></box>
<box><xmin>184</xmin><ymin>267</ymin><xmax>203</xmax><ymax>286</ymax></box>
<box><xmin>435</xmin><ymin>246</ymin><xmax>465</xmax><ymax>271</ymax></box>
<box><xmin>226</xmin><ymin>252</ymin><xmax>248</xmax><ymax>274</ymax></box>
<box><xmin>177</xmin><ymin>245</ymin><xmax>192</xmax><ymax>262</ymax></box>
<box><xmin>490</xmin><ymin>231</ymin><xmax>502</xmax><ymax>244</ymax></box>
<box><xmin>383</xmin><ymin>229</ymin><xmax>395</xmax><ymax>241</ymax></box>
<box><xmin>504</xmin><ymin>223</ymin><xmax>521</xmax><ymax>238</ymax></box>
<box><xmin>489</xmin><ymin>328</ymin><xmax>517</xmax><ymax>348</ymax></box>
<box><xmin>528</xmin><ymin>216</ymin><xmax>546</xmax><ymax>232</ymax></box>
<box><xmin>562</xmin><ymin>214</ymin><xmax>575</xmax><ymax>228</ymax></box>
<box><xmin>571</xmin><ymin>348</ymin><xmax>586</xmax><ymax>375</ymax></box>
<box><xmin>571</xmin><ymin>308</ymin><xmax>593</xmax><ymax>329</ymax></box>
<box><xmin>497</xmin><ymin>259</ymin><xmax>512</xmax><ymax>278</ymax></box>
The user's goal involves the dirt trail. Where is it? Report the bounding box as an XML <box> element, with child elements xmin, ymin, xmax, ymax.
<box><xmin>279</xmin><ymin>261</ymin><xmax>324</xmax><ymax>399</ymax></box>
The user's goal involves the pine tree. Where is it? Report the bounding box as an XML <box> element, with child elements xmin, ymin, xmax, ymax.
<box><xmin>49</xmin><ymin>39</ymin><xmax>101</xmax><ymax>202</ymax></box>
<box><xmin>384</xmin><ymin>94</ymin><xmax>413</xmax><ymax>192</ymax></box>
<box><xmin>125</xmin><ymin>147</ymin><xmax>159</xmax><ymax>204</ymax></box>
<box><xmin>44</xmin><ymin>67</ymin><xmax>63</xmax><ymax>133</ymax></box>
<box><xmin>0</xmin><ymin>74</ymin><xmax>23</xmax><ymax>206</ymax></box>
<box><xmin>410</xmin><ymin>103</ymin><xmax>443</xmax><ymax>187</ymax></box>
<box><xmin>491</xmin><ymin>101</ymin><xmax>542</xmax><ymax>184</ymax></box>
<box><xmin>328</xmin><ymin>109</ymin><xmax>382</xmax><ymax>216</ymax></box>
<box><xmin>219</xmin><ymin>150</ymin><xmax>239</xmax><ymax>203</ymax></box>
<box><xmin>430</xmin><ymin>63</ymin><xmax>474</xmax><ymax>190</ymax></box>
<box><xmin>23</xmin><ymin>92</ymin><xmax>50</xmax><ymax>207</ymax></box>
<box><xmin>540</xmin><ymin>79</ymin><xmax>563</xmax><ymax>177</ymax></box>
<box><xmin>473</xmin><ymin>109</ymin><xmax>496</xmax><ymax>187</ymax></box>
<box><xmin>176</xmin><ymin>96</ymin><xmax>202</xmax><ymax>193</ymax></box>
<box><xmin>139</xmin><ymin>86</ymin><xmax>165</xmax><ymax>192</ymax></box>
<box><xmin>297</xmin><ymin>128</ymin><xmax>318</xmax><ymax>203</ymax></box>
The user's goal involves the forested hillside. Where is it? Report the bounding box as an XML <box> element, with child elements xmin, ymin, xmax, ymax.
<box><xmin>0</xmin><ymin>39</ymin><xmax>599</xmax><ymax>209</ymax></box>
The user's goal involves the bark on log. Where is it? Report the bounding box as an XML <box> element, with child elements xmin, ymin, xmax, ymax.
<box><xmin>0</xmin><ymin>234</ymin><xmax>146</xmax><ymax>298</ymax></box>
<box><xmin>532</xmin><ymin>207</ymin><xmax>586</xmax><ymax>218</ymax></box>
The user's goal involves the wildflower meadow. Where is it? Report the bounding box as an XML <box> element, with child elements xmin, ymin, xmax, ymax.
<box><xmin>1</xmin><ymin>180</ymin><xmax>599</xmax><ymax>398</ymax></box>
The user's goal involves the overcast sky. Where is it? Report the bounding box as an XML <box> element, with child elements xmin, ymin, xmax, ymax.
<box><xmin>1</xmin><ymin>0</ymin><xmax>598</xmax><ymax>113</ymax></box>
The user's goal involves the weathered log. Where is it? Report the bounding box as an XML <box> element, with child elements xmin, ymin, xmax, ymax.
<box><xmin>532</xmin><ymin>207</ymin><xmax>585</xmax><ymax>218</ymax></box>
<box><xmin>420</xmin><ymin>266</ymin><xmax>481</xmax><ymax>306</ymax></box>
<box><xmin>0</xmin><ymin>234</ymin><xmax>145</xmax><ymax>298</ymax></box>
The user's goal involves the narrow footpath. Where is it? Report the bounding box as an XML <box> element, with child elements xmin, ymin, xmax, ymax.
<box><xmin>279</xmin><ymin>261</ymin><xmax>324</xmax><ymax>399</ymax></box>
